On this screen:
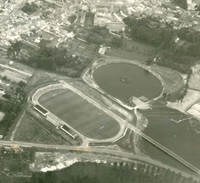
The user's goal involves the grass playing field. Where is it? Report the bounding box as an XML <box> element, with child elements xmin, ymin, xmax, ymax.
<box><xmin>38</xmin><ymin>88</ymin><xmax>121</xmax><ymax>140</ymax></box>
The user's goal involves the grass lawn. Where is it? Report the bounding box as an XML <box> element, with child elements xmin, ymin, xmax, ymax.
<box><xmin>150</xmin><ymin>65</ymin><xmax>185</xmax><ymax>95</ymax></box>
<box><xmin>24</xmin><ymin>70</ymin><xmax>56</xmax><ymax>93</ymax></box>
<box><xmin>0</xmin><ymin>68</ymin><xmax>29</xmax><ymax>83</ymax></box>
<box><xmin>14</xmin><ymin>113</ymin><xmax>67</xmax><ymax>145</ymax></box>
<box><xmin>123</xmin><ymin>39</ymin><xmax>157</xmax><ymax>55</ymax></box>
<box><xmin>0</xmin><ymin>111</ymin><xmax>5</xmax><ymax>121</ymax></box>
<box><xmin>38</xmin><ymin>88</ymin><xmax>121</xmax><ymax>140</ymax></box>
<box><xmin>106</xmin><ymin>48</ymin><xmax>150</xmax><ymax>62</ymax></box>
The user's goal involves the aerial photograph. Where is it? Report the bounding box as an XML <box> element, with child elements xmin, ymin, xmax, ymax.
<box><xmin>1</xmin><ymin>0</ymin><xmax>200</xmax><ymax>182</ymax></box>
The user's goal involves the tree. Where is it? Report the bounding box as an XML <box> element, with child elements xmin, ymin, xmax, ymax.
<box><xmin>68</xmin><ymin>15</ymin><xmax>77</xmax><ymax>24</ymax></box>
<box><xmin>2</xmin><ymin>103</ymin><xmax>12</xmax><ymax>112</ymax></box>
<box><xmin>146</xmin><ymin>58</ymin><xmax>153</xmax><ymax>66</ymax></box>
<box><xmin>2</xmin><ymin>76</ymin><xmax>8</xmax><ymax>81</ymax></box>
<box><xmin>173</xmin><ymin>0</ymin><xmax>187</xmax><ymax>10</ymax></box>
<box><xmin>11</xmin><ymin>41</ymin><xmax>23</xmax><ymax>52</ymax></box>
<box><xmin>17</xmin><ymin>81</ymin><xmax>26</xmax><ymax>88</ymax></box>
<box><xmin>3</xmin><ymin>93</ymin><xmax>11</xmax><ymax>99</ymax></box>
<box><xmin>110</xmin><ymin>37</ymin><xmax>122</xmax><ymax>48</ymax></box>
<box><xmin>21</xmin><ymin>2</ymin><xmax>38</xmax><ymax>15</ymax></box>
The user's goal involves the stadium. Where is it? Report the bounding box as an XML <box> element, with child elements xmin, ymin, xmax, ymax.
<box><xmin>31</xmin><ymin>81</ymin><xmax>126</xmax><ymax>141</ymax></box>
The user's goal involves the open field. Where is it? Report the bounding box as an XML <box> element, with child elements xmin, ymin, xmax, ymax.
<box><xmin>0</xmin><ymin>58</ymin><xmax>34</xmax><ymax>75</ymax></box>
<box><xmin>0</xmin><ymin>112</ymin><xmax>5</xmax><ymax>121</ymax></box>
<box><xmin>24</xmin><ymin>70</ymin><xmax>56</xmax><ymax>93</ymax></box>
<box><xmin>150</xmin><ymin>65</ymin><xmax>185</xmax><ymax>95</ymax></box>
<box><xmin>38</xmin><ymin>88</ymin><xmax>121</xmax><ymax>140</ymax></box>
<box><xmin>123</xmin><ymin>39</ymin><xmax>157</xmax><ymax>56</ymax></box>
<box><xmin>13</xmin><ymin>112</ymin><xmax>68</xmax><ymax>145</ymax></box>
<box><xmin>189</xmin><ymin>64</ymin><xmax>200</xmax><ymax>90</ymax></box>
<box><xmin>0</xmin><ymin>64</ymin><xmax>32</xmax><ymax>83</ymax></box>
<box><xmin>106</xmin><ymin>48</ymin><xmax>150</xmax><ymax>62</ymax></box>
<box><xmin>0</xmin><ymin>68</ymin><xmax>29</xmax><ymax>83</ymax></box>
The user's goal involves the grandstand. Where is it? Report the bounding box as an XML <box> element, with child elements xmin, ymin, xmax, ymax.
<box><xmin>34</xmin><ymin>104</ymin><xmax>48</xmax><ymax>116</ymax></box>
<box><xmin>60</xmin><ymin>125</ymin><xmax>77</xmax><ymax>139</ymax></box>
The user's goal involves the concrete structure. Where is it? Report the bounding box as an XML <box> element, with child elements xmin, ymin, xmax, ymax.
<box><xmin>98</xmin><ymin>47</ymin><xmax>106</xmax><ymax>55</ymax></box>
<box><xmin>94</xmin><ymin>12</ymin><xmax>112</xmax><ymax>26</ymax></box>
<box><xmin>107</xmin><ymin>22</ymin><xmax>126</xmax><ymax>32</ymax></box>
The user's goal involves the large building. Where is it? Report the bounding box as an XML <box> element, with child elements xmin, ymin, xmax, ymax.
<box><xmin>107</xmin><ymin>22</ymin><xmax>126</xmax><ymax>32</ymax></box>
<box><xmin>93</xmin><ymin>12</ymin><xmax>112</xmax><ymax>26</ymax></box>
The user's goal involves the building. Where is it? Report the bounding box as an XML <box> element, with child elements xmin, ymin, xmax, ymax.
<box><xmin>107</xmin><ymin>22</ymin><xmax>126</xmax><ymax>32</ymax></box>
<box><xmin>66</xmin><ymin>32</ymin><xmax>75</xmax><ymax>39</ymax></box>
<box><xmin>94</xmin><ymin>12</ymin><xmax>112</xmax><ymax>26</ymax></box>
<box><xmin>98</xmin><ymin>47</ymin><xmax>107</xmax><ymax>55</ymax></box>
<box><xmin>0</xmin><ymin>89</ymin><xmax>5</xmax><ymax>95</ymax></box>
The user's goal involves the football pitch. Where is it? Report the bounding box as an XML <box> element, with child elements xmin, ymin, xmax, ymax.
<box><xmin>38</xmin><ymin>88</ymin><xmax>121</xmax><ymax>140</ymax></box>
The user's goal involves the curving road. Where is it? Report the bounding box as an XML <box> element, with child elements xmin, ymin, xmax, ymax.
<box><xmin>81</xmin><ymin>58</ymin><xmax>200</xmax><ymax>175</ymax></box>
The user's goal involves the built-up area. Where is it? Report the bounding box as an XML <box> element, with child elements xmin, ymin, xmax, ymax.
<box><xmin>0</xmin><ymin>0</ymin><xmax>200</xmax><ymax>55</ymax></box>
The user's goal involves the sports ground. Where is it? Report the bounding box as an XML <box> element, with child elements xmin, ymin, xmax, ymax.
<box><xmin>38</xmin><ymin>88</ymin><xmax>121</xmax><ymax>140</ymax></box>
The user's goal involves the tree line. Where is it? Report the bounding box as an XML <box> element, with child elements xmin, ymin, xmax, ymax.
<box><xmin>8</xmin><ymin>41</ymin><xmax>91</xmax><ymax>78</ymax></box>
<box><xmin>123</xmin><ymin>17</ymin><xmax>174</xmax><ymax>48</ymax></box>
<box><xmin>30</xmin><ymin>162</ymin><xmax>198</xmax><ymax>183</ymax></box>
<box><xmin>0</xmin><ymin>99</ymin><xmax>22</xmax><ymax>136</ymax></box>
<box><xmin>123</xmin><ymin>16</ymin><xmax>200</xmax><ymax>73</ymax></box>
<box><xmin>0</xmin><ymin>80</ymin><xmax>26</xmax><ymax>136</ymax></box>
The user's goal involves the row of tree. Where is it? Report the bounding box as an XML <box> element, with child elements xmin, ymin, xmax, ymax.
<box><xmin>30</xmin><ymin>162</ymin><xmax>198</xmax><ymax>183</ymax></box>
<box><xmin>0</xmin><ymin>80</ymin><xmax>26</xmax><ymax>136</ymax></box>
<box><xmin>123</xmin><ymin>17</ymin><xmax>174</xmax><ymax>48</ymax></box>
<box><xmin>8</xmin><ymin>41</ymin><xmax>91</xmax><ymax>78</ymax></box>
<box><xmin>0</xmin><ymin>99</ymin><xmax>22</xmax><ymax>136</ymax></box>
<box><xmin>155</xmin><ymin>50</ymin><xmax>195</xmax><ymax>73</ymax></box>
<box><xmin>123</xmin><ymin>16</ymin><xmax>200</xmax><ymax>73</ymax></box>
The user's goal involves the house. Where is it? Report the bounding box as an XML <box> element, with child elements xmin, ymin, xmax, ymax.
<box><xmin>81</xmin><ymin>5</ymin><xmax>88</xmax><ymax>11</ymax></box>
<box><xmin>99</xmin><ymin>47</ymin><xmax>107</xmax><ymax>55</ymax></box>
<box><xmin>34</xmin><ymin>37</ymin><xmax>41</xmax><ymax>43</ymax></box>
<box><xmin>66</xmin><ymin>32</ymin><xmax>75</xmax><ymax>39</ymax></box>
<box><xmin>9</xmin><ymin>61</ymin><xmax>14</xmax><ymax>65</ymax></box>
<box><xmin>94</xmin><ymin>12</ymin><xmax>112</xmax><ymax>26</ymax></box>
<box><xmin>0</xmin><ymin>89</ymin><xmax>5</xmax><ymax>95</ymax></box>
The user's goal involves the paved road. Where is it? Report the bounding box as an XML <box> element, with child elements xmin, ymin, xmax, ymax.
<box><xmin>31</xmin><ymin>80</ymin><xmax>200</xmax><ymax>175</ymax></box>
<box><xmin>0</xmin><ymin>140</ymin><xmax>199</xmax><ymax>180</ymax></box>
<box><xmin>127</xmin><ymin>109</ymin><xmax>200</xmax><ymax>175</ymax></box>
<box><xmin>81</xmin><ymin>58</ymin><xmax>200</xmax><ymax>174</ymax></box>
